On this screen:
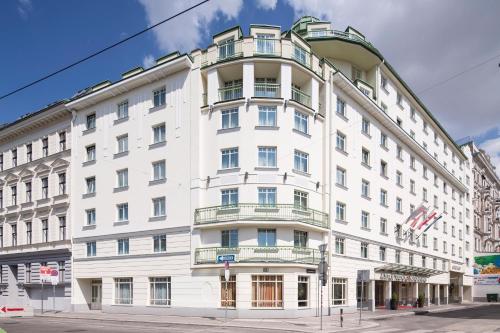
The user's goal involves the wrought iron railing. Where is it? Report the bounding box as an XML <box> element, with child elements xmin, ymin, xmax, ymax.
<box><xmin>254</xmin><ymin>83</ymin><xmax>281</xmax><ymax>98</ymax></box>
<box><xmin>194</xmin><ymin>246</ymin><xmax>321</xmax><ymax>265</ymax></box>
<box><xmin>291</xmin><ymin>87</ymin><xmax>311</xmax><ymax>107</ymax></box>
<box><xmin>194</xmin><ymin>203</ymin><xmax>329</xmax><ymax>229</ymax></box>
<box><xmin>218</xmin><ymin>84</ymin><xmax>243</xmax><ymax>101</ymax></box>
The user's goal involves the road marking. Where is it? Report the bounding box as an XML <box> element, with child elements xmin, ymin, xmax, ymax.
<box><xmin>362</xmin><ymin>328</ymin><xmax>403</xmax><ymax>333</ymax></box>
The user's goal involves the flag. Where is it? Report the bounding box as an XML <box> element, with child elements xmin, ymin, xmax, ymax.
<box><xmin>417</xmin><ymin>211</ymin><xmax>436</xmax><ymax>230</ymax></box>
<box><xmin>422</xmin><ymin>214</ymin><xmax>443</xmax><ymax>233</ymax></box>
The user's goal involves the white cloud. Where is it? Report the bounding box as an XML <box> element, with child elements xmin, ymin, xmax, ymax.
<box><xmin>479</xmin><ymin>134</ymin><xmax>500</xmax><ymax>176</ymax></box>
<box><xmin>256</xmin><ymin>0</ymin><xmax>278</xmax><ymax>10</ymax></box>
<box><xmin>142</xmin><ymin>54</ymin><xmax>155</xmax><ymax>69</ymax></box>
<box><xmin>17</xmin><ymin>0</ymin><xmax>33</xmax><ymax>19</ymax></box>
<box><xmin>138</xmin><ymin>0</ymin><xmax>243</xmax><ymax>53</ymax></box>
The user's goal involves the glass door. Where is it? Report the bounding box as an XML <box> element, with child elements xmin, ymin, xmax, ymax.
<box><xmin>91</xmin><ymin>280</ymin><xmax>102</xmax><ymax>310</ymax></box>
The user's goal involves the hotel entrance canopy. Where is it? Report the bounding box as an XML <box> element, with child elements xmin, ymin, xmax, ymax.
<box><xmin>375</xmin><ymin>263</ymin><xmax>444</xmax><ymax>278</ymax></box>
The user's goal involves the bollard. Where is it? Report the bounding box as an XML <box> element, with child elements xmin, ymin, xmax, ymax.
<box><xmin>340</xmin><ymin>308</ymin><xmax>343</xmax><ymax>327</ymax></box>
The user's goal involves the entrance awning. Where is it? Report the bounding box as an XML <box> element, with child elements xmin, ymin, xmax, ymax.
<box><xmin>375</xmin><ymin>263</ymin><xmax>443</xmax><ymax>277</ymax></box>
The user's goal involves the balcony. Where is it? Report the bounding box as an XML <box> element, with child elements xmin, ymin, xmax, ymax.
<box><xmin>194</xmin><ymin>203</ymin><xmax>329</xmax><ymax>229</ymax></box>
<box><xmin>304</xmin><ymin>30</ymin><xmax>377</xmax><ymax>54</ymax></box>
<box><xmin>217</xmin><ymin>40</ymin><xmax>243</xmax><ymax>62</ymax></box>
<box><xmin>254</xmin><ymin>82</ymin><xmax>281</xmax><ymax>98</ymax></box>
<box><xmin>292</xmin><ymin>44</ymin><xmax>311</xmax><ymax>68</ymax></box>
<box><xmin>218</xmin><ymin>84</ymin><xmax>243</xmax><ymax>102</ymax></box>
<box><xmin>254</xmin><ymin>38</ymin><xmax>281</xmax><ymax>56</ymax></box>
<box><xmin>291</xmin><ymin>87</ymin><xmax>311</xmax><ymax>108</ymax></box>
<box><xmin>194</xmin><ymin>246</ymin><xmax>321</xmax><ymax>265</ymax></box>
<box><xmin>354</xmin><ymin>79</ymin><xmax>374</xmax><ymax>100</ymax></box>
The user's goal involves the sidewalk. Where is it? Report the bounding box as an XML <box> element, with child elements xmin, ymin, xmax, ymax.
<box><xmin>37</xmin><ymin>303</ymin><xmax>482</xmax><ymax>333</ymax></box>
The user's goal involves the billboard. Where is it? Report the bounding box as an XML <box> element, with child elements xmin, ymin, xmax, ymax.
<box><xmin>473</xmin><ymin>254</ymin><xmax>500</xmax><ymax>286</ymax></box>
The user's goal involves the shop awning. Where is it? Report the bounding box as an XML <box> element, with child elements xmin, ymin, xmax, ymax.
<box><xmin>375</xmin><ymin>263</ymin><xmax>443</xmax><ymax>277</ymax></box>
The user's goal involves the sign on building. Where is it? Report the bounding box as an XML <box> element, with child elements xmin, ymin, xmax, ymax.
<box><xmin>40</xmin><ymin>266</ymin><xmax>59</xmax><ymax>285</ymax></box>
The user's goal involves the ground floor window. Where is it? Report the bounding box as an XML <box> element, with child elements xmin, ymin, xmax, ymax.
<box><xmin>298</xmin><ymin>276</ymin><xmax>309</xmax><ymax>307</ymax></box>
<box><xmin>114</xmin><ymin>278</ymin><xmax>133</xmax><ymax>304</ymax></box>
<box><xmin>251</xmin><ymin>275</ymin><xmax>283</xmax><ymax>308</ymax></box>
<box><xmin>220</xmin><ymin>275</ymin><xmax>236</xmax><ymax>308</ymax></box>
<box><xmin>149</xmin><ymin>277</ymin><xmax>171</xmax><ymax>306</ymax></box>
<box><xmin>332</xmin><ymin>278</ymin><xmax>347</xmax><ymax>305</ymax></box>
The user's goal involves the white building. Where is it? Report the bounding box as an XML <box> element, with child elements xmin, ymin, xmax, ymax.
<box><xmin>0</xmin><ymin>101</ymin><xmax>72</xmax><ymax>312</ymax></box>
<box><xmin>0</xmin><ymin>16</ymin><xmax>475</xmax><ymax>317</ymax></box>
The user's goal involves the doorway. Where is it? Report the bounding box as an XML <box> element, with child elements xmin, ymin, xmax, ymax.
<box><xmin>375</xmin><ymin>281</ymin><xmax>385</xmax><ymax>307</ymax></box>
<box><xmin>90</xmin><ymin>279</ymin><xmax>102</xmax><ymax>310</ymax></box>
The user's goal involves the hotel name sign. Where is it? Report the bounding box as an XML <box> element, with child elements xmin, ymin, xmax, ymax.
<box><xmin>379</xmin><ymin>273</ymin><xmax>427</xmax><ymax>283</ymax></box>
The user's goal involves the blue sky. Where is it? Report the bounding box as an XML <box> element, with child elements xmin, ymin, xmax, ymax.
<box><xmin>1</xmin><ymin>0</ymin><xmax>499</xmax><ymax>170</ymax></box>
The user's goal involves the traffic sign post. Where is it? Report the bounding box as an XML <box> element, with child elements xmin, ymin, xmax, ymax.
<box><xmin>40</xmin><ymin>266</ymin><xmax>59</xmax><ymax>313</ymax></box>
<box><xmin>224</xmin><ymin>261</ymin><xmax>230</xmax><ymax>322</ymax></box>
<box><xmin>318</xmin><ymin>244</ymin><xmax>328</xmax><ymax>331</ymax></box>
<box><xmin>357</xmin><ymin>270</ymin><xmax>369</xmax><ymax>324</ymax></box>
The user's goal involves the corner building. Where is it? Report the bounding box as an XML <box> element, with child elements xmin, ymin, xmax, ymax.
<box><xmin>68</xmin><ymin>17</ymin><xmax>474</xmax><ymax>317</ymax></box>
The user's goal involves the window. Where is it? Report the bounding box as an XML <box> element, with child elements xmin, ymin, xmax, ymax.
<box><xmin>86</xmin><ymin>113</ymin><xmax>96</xmax><ymax>130</ymax></box>
<box><xmin>87</xmin><ymin>241</ymin><xmax>96</xmax><ymax>257</ymax></box>
<box><xmin>41</xmin><ymin>177</ymin><xmax>49</xmax><ymax>199</ymax></box>
<box><xmin>336</xmin><ymin>202</ymin><xmax>346</xmax><ymax>221</ymax></box>
<box><xmin>336</xmin><ymin>167</ymin><xmax>346</xmax><ymax>187</ymax></box>
<box><xmin>410</xmin><ymin>130</ymin><xmax>415</xmax><ymax>139</ymax></box>
<box><xmin>422</xmin><ymin>256</ymin><xmax>427</xmax><ymax>268</ymax></box>
<box><xmin>221</xmin><ymin>229</ymin><xmax>238</xmax><ymax>248</ymax></box>
<box><xmin>258</xmin><ymin>188</ymin><xmax>276</xmax><ymax>206</ymax></box>
<box><xmin>410</xmin><ymin>179</ymin><xmax>416</xmax><ymax>194</ymax></box>
<box><xmin>423</xmin><ymin>121</ymin><xmax>428</xmax><ymax>133</ymax></box>
<box><xmin>294</xmin><ymin>150</ymin><xmax>309</xmax><ymax>173</ymax></box>
<box><xmin>409</xmin><ymin>253</ymin><xmax>414</xmax><ymax>266</ymax></box>
<box><xmin>361</xmin><ymin>117</ymin><xmax>370</xmax><ymax>135</ymax></box>
<box><xmin>117</xmin><ymin>135</ymin><xmax>128</xmax><ymax>153</ymax></box>
<box><xmin>153</xmin><ymin>124</ymin><xmax>166</xmax><ymax>144</ymax></box>
<box><xmin>452</xmin><ymin>225</ymin><xmax>456</xmax><ymax>238</ymax></box>
<box><xmin>251</xmin><ymin>275</ymin><xmax>283</xmax><ymax>308</ymax></box>
<box><xmin>117</xmin><ymin>203</ymin><xmax>129</xmax><ymax>222</ymax></box>
<box><xmin>0</xmin><ymin>226</ymin><xmax>2</xmax><ymax>248</ymax></box>
<box><xmin>258</xmin><ymin>147</ymin><xmax>277</xmax><ymax>167</ymax></box>
<box><xmin>396</xmin><ymin>145</ymin><xmax>403</xmax><ymax>160</ymax></box>
<box><xmin>59</xmin><ymin>216</ymin><xmax>66</xmax><ymax>240</ymax></box>
<box><xmin>117</xmin><ymin>169</ymin><xmax>128</xmax><ymax>188</ymax></box>
<box><xmin>11</xmin><ymin>185</ymin><xmax>17</xmax><ymax>206</ymax></box>
<box><xmin>221</xmin><ymin>108</ymin><xmax>239</xmax><ymax>129</ymax></box>
<box><xmin>0</xmin><ymin>154</ymin><xmax>3</xmax><ymax>171</ymax></box>
<box><xmin>397</xmin><ymin>92</ymin><xmax>402</xmax><ymax>106</ymax></box>
<box><xmin>153</xmin><ymin>235</ymin><xmax>167</xmax><ymax>253</ymax></box>
<box><xmin>443</xmin><ymin>221</ymin><xmax>448</xmax><ymax>234</ymax></box>
<box><xmin>380</xmin><ymin>189</ymin><xmax>387</xmax><ymax>206</ymax></box>
<box><xmin>150</xmin><ymin>277</ymin><xmax>171</xmax><ymax>306</ymax></box>
<box><xmin>452</xmin><ymin>244</ymin><xmax>456</xmax><ymax>256</ymax></box>
<box><xmin>258</xmin><ymin>229</ymin><xmax>276</xmax><ymax>247</ymax></box>
<box><xmin>59</xmin><ymin>132</ymin><xmax>66</xmax><ymax>151</ymax></box>
<box><xmin>422</xmin><ymin>233</ymin><xmax>427</xmax><ymax>247</ymax></box>
<box><xmin>86</xmin><ymin>209</ymin><xmax>96</xmax><ymax>225</ymax></box>
<box><xmin>335</xmin><ymin>237</ymin><xmax>345</xmax><ymax>254</ymax></box>
<box><xmin>258</xmin><ymin>106</ymin><xmax>277</xmax><ymax>127</ymax></box>
<box><xmin>117</xmin><ymin>100</ymin><xmax>128</xmax><ymax>119</ymax></box>
<box><xmin>26</xmin><ymin>143</ymin><xmax>32</xmax><ymax>162</ymax></box>
<box><xmin>422</xmin><ymin>188</ymin><xmax>428</xmax><ymax>202</ymax></box>
<box><xmin>361</xmin><ymin>211</ymin><xmax>369</xmax><ymax>229</ymax></box>
<box><xmin>381</xmin><ymin>76</ymin><xmax>387</xmax><ymax>90</ymax></box>
<box><xmin>86</xmin><ymin>145</ymin><xmax>96</xmax><ymax>162</ymax></box>
<box><xmin>381</xmin><ymin>102</ymin><xmax>388</xmax><ymax>113</ymax></box>
<box><xmin>153</xmin><ymin>197</ymin><xmax>166</xmax><ymax>217</ymax></box>
<box><xmin>220</xmin><ymin>275</ymin><xmax>236</xmax><ymax>308</ymax></box>
<box><xmin>42</xmin><ymin>219</ymin><xmax>48</xmax><ymax>243</ymax></box>
<box><xmin>379</xmin><ymin>247</ymin><xmax>386</xmax><ymax>261</ymax></box>
<box><xmin>25</xmin><ymin>182</ymin><xmax>32</xmax><ymax>202</ymax></box>
<box><xmin>396</xmin><ymin>118</ymin><xmax>402</xmax><ymax>127</ymax></box>
<box><xmin>152</xmin><ymin>160</ymin><xmax>166</xmax><ymax>180</ymax></box>
<box><xmin>395</xmin><ymin>250</ymin><xmax>401</xmax><ymax>263</ymax></box>
<box><xmin>410</xmin><ymin>107</ymin><xmax>416</xmax><ymax>120</ymax></box>
<box><xmin>380</xmin><ymin>160</ymin><xmax>387</xmax><ymax>177</ymax></box>
<box><xmin>360</xmin><ymin>243</ymin><xmax>368</xmax><ymax>258</ymax></box>
<box><xmin>396</xmin><ymin>198</ymin><xmax>402</xmax><ymax>213</ymax></box>
<box><xmin>294</xmin><ymin>190</ymin><xmax>308</xmax><ymax>209</ymax></box>
<box><xmin>380</xmin><ymin>133</ymin><xmax>388</xmax><ymax>148</ymax></box>
<box><xmin>12</xmin><ymin>148</ymin><xmax>17</xmax><ymax>167</ymax></box>
<box><xmin>221</xmin><ymin>148</ymin><xmax>239</xmax><ymax>169</ymax></box>
<box><xmin>58</xmin><ymin>261</ymin><xmax>65</xmax><ymax>283</ymax></box>
<box><xmin>360</xmin><ymin>148</ymin><xmax>370</xmax><ymax>167</ymax></box>
<box><xmin>25</xmin><ymin>263</ymin><xmax>31</xmax><ymax>283</ymax></box>
<box><xmin>115</xmin><ymin>278</ymin><xmax>133</xmax><ymax>304</ymax></box>
<box><xmin>443</xmin><ymin>240</ymin><xmax>447</xmax><ymax>253</ymax></box>
<box><xmin>336</xmin><ymin>98</ymin><xmax>346</xmax><ymax>117</ymax></box>
<box><xmin>153</xmin><ymin>87</ymin><xmax>166</xmax><ymax>107</ymax></box>
<box><xmin>380</xmin><ymin>218</ymin><xmax>387</xmax><ymax>234</ymax></box>
<box><xmin>117</xmin><ymin>238</ymin><xmax>129</xmax><ymax>255</ymax></box>
<box><xmin>86</xmin><ymin>177</ymin><xmax>96</xmax><ymax>194</ymax></box>
<box><xmin>26</xmin><ymin>221</ymin><xmax>32</xmax><ymax>245</ymax></box>
<box><xmin>294</xmin><ymin>230</ymin><xmax>308</xmax><ymax>248</ymax></box>
<box><xmin>294</xmin><ymin>111</ymin><xmax>308</xmax><ymax>134</ymax></box>
<box><xmin>59</xmin><ymin>173</ymin><xmax>66</xmax><ymax>195</ymax></box>
<box><xmin>336</xmin><ymin>131</ymin><xmax>346</xmax><ymax>152</ymax></box>
<box><xmin>332</xmin><ymin>278</ymin><xmax>347</xmax><ymax>305</ymax></box>
<box><xmin>42</xmin><ymin>137</ymin><xmax>49</xmax><ymax>157</ymax></box>
<box><xmin>298</xmin><ymin>276</ymin><xmax>309</xmax><ymax>307</ymax></box>
<box><xmin>433</xmin><ymin>237</ymin><xmax>438</xmax><ymax>251</ymax></box>
<box><xmin>11</xmin><ymin>224</ymin><xmax>17</xmax><ymax>246</ymax></box>
<box><xmin>361</xmin><ymin>179</ymin><xmax>370</xmax><ymax>198</ymax></box>
<box><xmin>221</xmin><ymin>189</ymin><xmax>238</xmax><ymax>206</ymax></box>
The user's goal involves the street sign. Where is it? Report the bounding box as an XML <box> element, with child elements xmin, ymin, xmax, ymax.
<box><xmin>1</xmin><ymin>306</ymin><xmax>24</xmax><ymax>313</ymax></box>
<box><xmin>357</xmin><ymin>269</ymin><xmax>370</xmax><ymax>281</ymax></box>
<box><xmin>40</xmin><ymin>266</ymin><xmax>58</xmax><ymax>285</ymax></box>
<box><xmin>50</xmin><ymin>269</ymin><xmax>59</xmax><ymax>285</ymax></box>
<box><xmin>216</xmin><ymin>254</ymin><xmax>235</xmax><ymax>264</ymax></box>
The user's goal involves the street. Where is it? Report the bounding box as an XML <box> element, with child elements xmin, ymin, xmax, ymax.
<box><xmin>0</xmin><ymin>304</ymin><xmax>499</xmax><ymax>332</ymax></box>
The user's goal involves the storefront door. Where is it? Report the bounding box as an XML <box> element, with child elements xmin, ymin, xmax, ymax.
<box><xmin>91</xmin><ymin>280</ymin><xmax>102</xmax><ymax>310</ymax></box>
<box><xmin>375</xmin><ymin>281</ymin><xmax>385</xmax><ymax>307</ymax></box>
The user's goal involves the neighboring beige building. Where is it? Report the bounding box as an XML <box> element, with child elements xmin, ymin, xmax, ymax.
<box><xmin>462</xmin><ymin>141</ymin><xmax>500</xmax><ymax>253</ymax></box>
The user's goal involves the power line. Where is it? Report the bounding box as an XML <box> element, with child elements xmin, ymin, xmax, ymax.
<box><xmin>0</xmin><ymin>0</ymin><xmax>210</xmax><ymax>101</ymax></box>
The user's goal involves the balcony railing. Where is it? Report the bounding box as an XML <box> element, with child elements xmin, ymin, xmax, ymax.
<box><xmin>217</xmin><ymin>40</ymin><xmax>243</xmax><ymax>62</ymax></box>
<box><xmin>195</xmin><ymin>246</ymin><xmax>321</xmax><ymax>265</ymax></box>
<box><xmin>304</xmin><ymin>30</ymin><xmax>377</xmax><ymax>53</ymax></box>
<box><xmin>354</xmin><ymin>79</ymin><xmax>374</xmax><ymax>100</ymax></box>
<box><xmin>291</xmin><ymin>87</ymin><xmax>311</xmax><ymax>108</ymax></box>
<box><xmin>254</xmin><ymin>38</ymin><xmax>281</xmax><ymax>56</ymax></box>
<box><xmin>254</xmin><ymin>83</ymin><xmax>281</xmax><ymax>98</ymax></box>
<box><xmin>194</xmin><ymin>203</ymin><xmax>329</xmax><ymax>229</ymax></box>
<box><xmin>218</xmin><ymin>84</ymin><xmax>243</xmax><ymax>102</ymax></box>
<box><xmin>292</xmin><ymin>44</ymin><xmax>311</xmax><ymax>68</ymax></box>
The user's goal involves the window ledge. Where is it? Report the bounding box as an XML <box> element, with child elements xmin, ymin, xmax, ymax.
<box><xmin>53</xmin><ymin>194</ymin><xmax>68</xmax><ymax>200</ymax></box>
<box><xmin>149</xmin><ymin>141</ymin><xmax>167</xmax><ymax>150</ymax></box>
<box><xmin>217</xmin><ymin>167</ymin><xmax>241</xmax><ymax>174</ymax></box>
<box><xmin>255</xmin><ymin>125</ymin><xmax>279</xmax><ymax>130</ymax></box>
<box><xmin>82</xmin><ymin>128</ymin><xmax>96</xmax><ymax>135</ymax></box>
<box><xmin>254</xmin><ymin>167</ymin><xmax>279</xmax><ymax>171</ymax></box>
<box><xmin>380</xmin><ymin>174</ymin><xmax>388</xmax><ymax>180</ymax></box>
<box><xmin>361</xmin><ymin>227</ymin><xmax>371</xmax><ymax>232</ymax></box>
<box><xmin>361</xmin><ymin>131</ymin><xmax>371</xmax><ymax>139</ymax></box>
<box><xmin>149</xmin><ymin>178</ymin><xmax>167</xmax><ymax>186</ymax></box>
<box><xmin>410</xmin><ymin>166</ymin><xmax>416</xmax><ymax>171</ymax></box>
<box><xmin>361</xmin><ymin>195</ymin><xmax>371</xmax><ymax>201</ymax></box>
<box><xmin>37</xmin><ymin>198</ymin><xmax>50</xmax><ymax>205</ymax></box>
<box><xmin>361</xmin><ymin>162</ymin><xmax>371</xmax><ymax>170</ymax></box>
<box><xmin>335</xmin><ymin>112</ymin><xmax>348</xmax><ymax>122</ymax></box>
<box><xmin>396</xmin><ymin>184</ymin><xmax>404</xmax><ymax>189</ymax></box>
<box><xmin>149</xmin><ymin>104</ymin><xmax>166</xmax><ymax>113</ymax></box>
<box><xmin>114</xmin><ymin>220</ymin><xmax>130</xmax><ymax>226</ymax></box>
<box><xmin>114</xmin><ymin>151</ymin><xmax>129</xmax><ymax>159</ymax></box>
<box><xmin>114</xmin><ymin>116</ymin><xmax>129</xmax><ymax>125</ymax></box>
<box><xmin>292</xmin><ymin>128</ymin><xmax>311</xmax><ymax>138</ymax></box>
<box><xmin>82</xmin><ymin>224</ymin><xmax>96</xmax><ymax>230</ymax></box>
<box><xmin>292</xmin><ymin>169</ymin><xmax>311</xmax><ymax>177</ymax></box>
<box><xmin>82</xmin><ymin>160</ymin><xmax>96</xmax><ymax>167</ymax></box>
<box><xmin>335</xmin><ymin>148</ymin><xmax>348</xmax><ymax>157</ymax></box>
<box><xmin>217</xmin><ymin>127</ymin><xmax>241</xmax><ymax>134</ymax></box>
<box><xmin>380</xmin><ymin>145</ymin><xmax>389</xmax><ymax>152</ymax></box>
<box><xmin>380</xmin><ymin>204</ymin><xmax>389</xmax><ymax>208</ymax></box>
<box><xmin>113</xmin><ymin>186</ymin><xmax>129</xmax><ymax>193</ymax></box>
<box><xmin>82</xmin><ymin>192</ymin><xmax>96</xmax><ymax>199</ymax></box>
<box><xmin>335</xmin><ymin>183</ymin><xmax>348</xmax><ymax>191</ymax></box>
<box><xmin>149</xmin><ymin>215</ymin><xmax>166</xmax><ymax>222</ymax></box>
<box><xmin>396</xmin><ymin>157</ymin><xmax>404</xmax><ymax>162</ymax></box>
<box><xmin>380</xmin><ymin>232</ymin><xmax>388</xmax><ymax>237</ymax></box>
<box><xmin>335</xmin><ymin>219</ymin><xmax>348</xmax><ymax>225</ymax></box>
